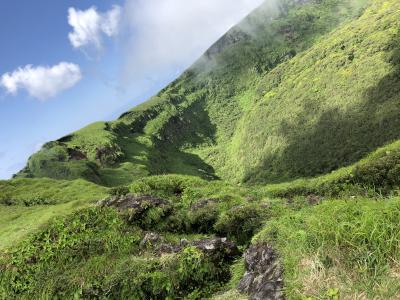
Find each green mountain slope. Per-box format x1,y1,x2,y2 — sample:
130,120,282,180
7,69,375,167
237,0,400,183
16,0,381,186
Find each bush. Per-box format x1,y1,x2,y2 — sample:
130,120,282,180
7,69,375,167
129,175,206,200
352,150,400,191
0,207,141,296
214,204,267,245
116,197,173,230
104,246,230,299
109,185,130,197
188,205,220,233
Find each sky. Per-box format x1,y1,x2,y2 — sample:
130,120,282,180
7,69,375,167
0,0,264,179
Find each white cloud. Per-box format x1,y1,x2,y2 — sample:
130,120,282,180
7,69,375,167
68,5,121,50
1,62,82,101
120,0,265,84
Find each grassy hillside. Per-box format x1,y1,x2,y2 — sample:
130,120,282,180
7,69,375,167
0,178,107,250
2,172,400,299
236,0,400,183
16,0,375,186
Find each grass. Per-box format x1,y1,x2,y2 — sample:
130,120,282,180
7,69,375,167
0,178,255,299
0,178,107,250
234,0,400,183
1,172,400,298
0,178,107,205
0,200,91,251
254,198,400,299
259,139,400,198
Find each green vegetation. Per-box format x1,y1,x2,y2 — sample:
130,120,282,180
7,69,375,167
237,0,400,183
0,178,107,250
3,167,400,298
2,0,400,298
0,178,256,299
255,198,400,299
0,206,234,299
261,140,400,198
0,178,107,206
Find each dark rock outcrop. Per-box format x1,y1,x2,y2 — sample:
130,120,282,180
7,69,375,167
102,194,170,211
138,233,239,261
139,232,183,254
101,194,173,226
67,148,87,160
190,198,220,210
238,244,284,300
192,237,240,260
140,232,164,248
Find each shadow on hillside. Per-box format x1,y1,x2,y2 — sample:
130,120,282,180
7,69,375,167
245,31,400,183
146,97,219,180
157,98,217,149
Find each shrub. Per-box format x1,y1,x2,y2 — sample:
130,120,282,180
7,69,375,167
188,205,220,233
109,185,130,197
0,207,141,296
214,204,267,245
129,175,206,200
351,150,400,191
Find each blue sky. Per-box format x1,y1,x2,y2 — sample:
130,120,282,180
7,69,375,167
0,0,263,179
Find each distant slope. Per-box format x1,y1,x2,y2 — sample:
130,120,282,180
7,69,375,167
17,0,400,186
234,0,400,182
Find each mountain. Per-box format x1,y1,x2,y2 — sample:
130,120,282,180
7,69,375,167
2,0,400,299
16,0,386,186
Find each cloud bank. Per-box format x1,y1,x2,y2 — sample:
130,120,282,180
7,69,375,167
68,5,121,50
121,0,265,84
1,62,82,101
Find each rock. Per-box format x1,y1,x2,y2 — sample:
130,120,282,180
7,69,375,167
101,194,172,226
307,194,322,205
67,148,87,160
192,237,240,260
238,244,284,300
245,196,256,202
139,232,182,255
140,236,239,259
180,239,189,247
102,194,170,212
140,232,164,248
190,198,220,210
157,243,182,254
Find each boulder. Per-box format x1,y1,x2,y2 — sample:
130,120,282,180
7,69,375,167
238,244,284,300
140,232,164,248
139,235,239,260
102,194,170,212
67,148,87,160
101,194,172,226
190,198,220,210
192,237,240,260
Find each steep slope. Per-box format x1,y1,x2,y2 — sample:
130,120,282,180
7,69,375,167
16,0,374,186
236,0,400,183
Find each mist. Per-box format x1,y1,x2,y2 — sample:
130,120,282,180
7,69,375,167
118,0,266,89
